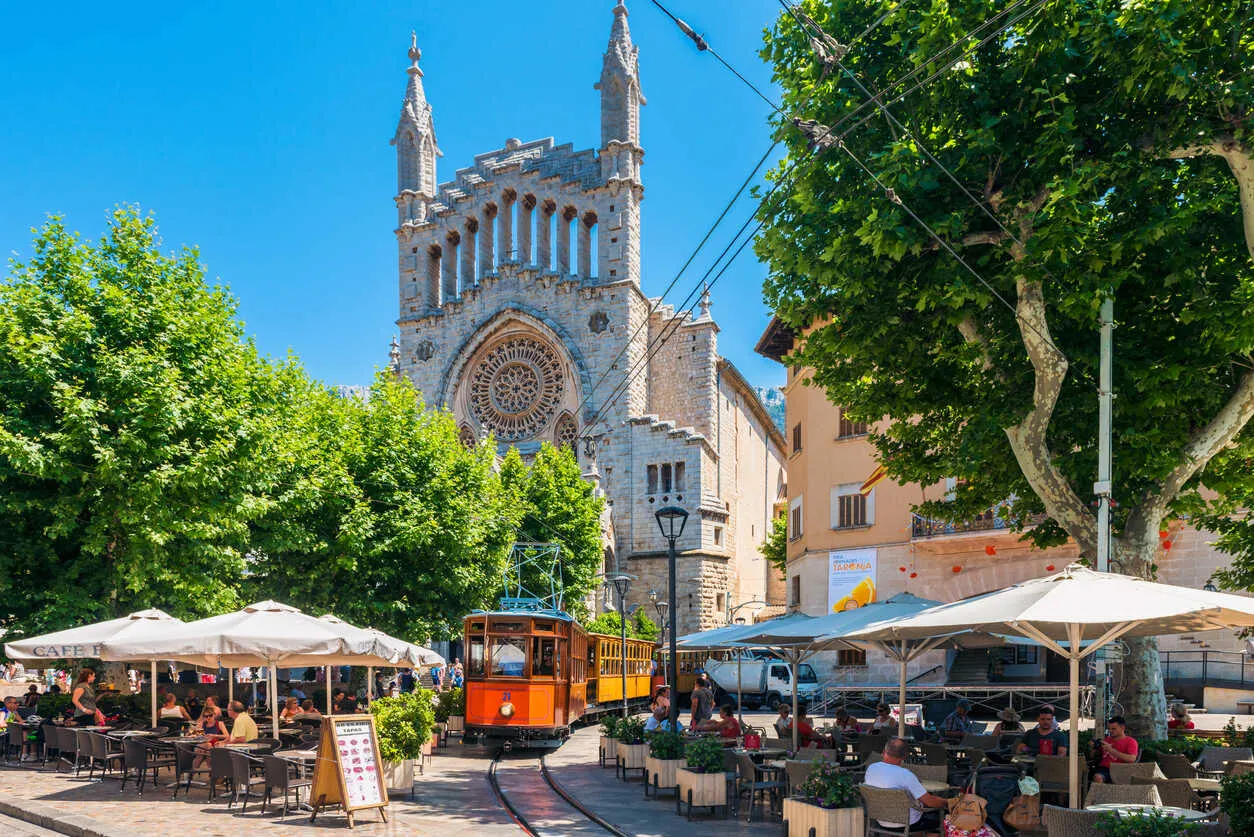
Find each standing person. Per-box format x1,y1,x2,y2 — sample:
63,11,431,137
1091,716,1139,784
690,675,715,727
1016,707,1069,757
71,669,105,726
864,738,949,833
453,660,464,688
431,664,442,692
399,668,415,694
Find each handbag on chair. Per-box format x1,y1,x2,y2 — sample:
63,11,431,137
946,791,988,832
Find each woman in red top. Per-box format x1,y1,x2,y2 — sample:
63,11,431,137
1168,704,1195,730
699,704,743,739
795,707,829,748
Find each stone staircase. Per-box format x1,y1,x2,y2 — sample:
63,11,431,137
947,649,991,684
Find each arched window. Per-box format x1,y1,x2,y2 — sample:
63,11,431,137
555,412,577,452
579,211,598,279
427,244,442,306
558,206,578,274
481,203,498,275
458,424,476,449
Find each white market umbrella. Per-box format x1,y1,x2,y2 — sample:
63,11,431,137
842,564,1254,806
317,616,444,710
5,609,185,727
101,601,410,736
361,627,444,701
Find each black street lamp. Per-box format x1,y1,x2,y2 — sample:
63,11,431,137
655,505,688,733
607,573,634,718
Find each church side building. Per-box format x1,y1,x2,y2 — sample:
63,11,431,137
390,2,786,634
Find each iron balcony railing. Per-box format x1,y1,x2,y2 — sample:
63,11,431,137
1160,650,1251,687
911,504,1046,539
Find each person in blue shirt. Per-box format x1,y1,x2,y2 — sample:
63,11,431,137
941,699,975,739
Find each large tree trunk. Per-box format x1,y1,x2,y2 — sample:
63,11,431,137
1113,533,1168,741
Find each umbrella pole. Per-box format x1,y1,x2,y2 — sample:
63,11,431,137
1068,624,1081,808
150,661,158,727
791,652,799,753
737,655,743,728
326,665,332,715
367,665,374,703
270,665,279,739
228,668,233,705
898,656,908,738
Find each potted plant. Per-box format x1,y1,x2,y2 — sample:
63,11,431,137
783,758,863,837
645,731,686,798
616,717,648,780
676,736,729,818
1096,809,1206,836
437,688,466,734
370,691,435,793
600,716,622,768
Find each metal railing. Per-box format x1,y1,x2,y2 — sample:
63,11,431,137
1161,650,1251,687
911,504,1046,539
809,683,1094,720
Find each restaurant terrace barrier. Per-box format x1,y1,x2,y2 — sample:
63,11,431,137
1161,650,1252,688
809,684,1094,722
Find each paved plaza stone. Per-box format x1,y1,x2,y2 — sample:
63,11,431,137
0,724,783,836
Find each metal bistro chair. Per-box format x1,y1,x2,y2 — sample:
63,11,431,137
39,724,60,769
1108,761,1164,784
1196,746,1253,778
1083,781,1162,808
86,732,124,780
1041,803,1104,837
120,737,175,795
785,759,816,796
171,741,212,798
262,754,312,817
5,723,25,764
208,746,235,801
919,742,950,767
860,784,927,837
225,749,267,812
736,753,784,823
911,763,949,786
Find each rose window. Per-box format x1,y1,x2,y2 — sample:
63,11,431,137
468,336,566,441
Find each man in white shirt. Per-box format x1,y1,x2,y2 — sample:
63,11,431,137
644,714,683,732
863,737,948,832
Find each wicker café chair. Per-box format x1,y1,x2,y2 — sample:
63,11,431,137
785,759,816,795
1153,752,1200,779
860,784,926,837
1108,761,1164,784
1034,754,1076,805
1083,781,1162,808
1130,775,1212,811
911,763,949,785
919,742,950,766
1041,804,1104,837
1196,746,1253,777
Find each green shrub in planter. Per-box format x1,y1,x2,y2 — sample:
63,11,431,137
1096,809,1200,836
617,717,646,745
648,731,685,760
1141,735,1211,762
796,759,859,809
684,737,726,774
600,716,622,738
36,694,72,720
370,691,435,763
1221,772,1254,836
434,688,465,723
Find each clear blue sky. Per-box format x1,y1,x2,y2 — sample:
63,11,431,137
0,1,786,391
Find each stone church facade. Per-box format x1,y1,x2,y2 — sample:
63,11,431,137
389,2,786,633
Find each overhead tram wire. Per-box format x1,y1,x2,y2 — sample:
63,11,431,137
582,0,1056,431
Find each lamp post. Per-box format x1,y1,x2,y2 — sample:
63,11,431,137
655,505,689,733
607,573,635,718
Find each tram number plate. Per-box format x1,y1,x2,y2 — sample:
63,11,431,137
502,692,511,701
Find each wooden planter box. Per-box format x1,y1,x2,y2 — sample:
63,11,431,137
446,714,465,733
676,768,728,820
381,759,415,794
617,741,648,780
599,736,618,768
783,798,865,837
645,756,685,798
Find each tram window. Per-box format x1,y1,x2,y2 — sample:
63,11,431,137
491,637,527,676
493,621,525,633
468,621,485,633
468,637,485,676
533,621,554,632
533,638,556,676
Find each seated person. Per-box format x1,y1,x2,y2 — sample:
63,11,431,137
1168,704,1195,730
864,737,949,833
871,704,895,732
1017,707,1068,757
773,704,792,737
279,697,302,721
697,704,742,740
651,686,671,717
184,689,202,719
941,699,975,739
226,700,259,743
833,708,861,734
991,707,1023,737
22,684,40,709
159,692,192,724
193,706,230,767
299,699,321,716
0,696,20,727
644,711,684,733
1090,716,1138,784
794,707,828,748
288,684,308,701
331,690,355,715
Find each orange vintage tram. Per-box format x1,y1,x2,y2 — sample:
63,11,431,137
462,608,656,750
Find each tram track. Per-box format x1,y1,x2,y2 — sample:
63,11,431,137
488,752,631,837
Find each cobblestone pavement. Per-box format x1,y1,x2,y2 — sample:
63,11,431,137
0,723,785,837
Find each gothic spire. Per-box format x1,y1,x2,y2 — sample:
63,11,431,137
392,31,440,195
597,0,645,148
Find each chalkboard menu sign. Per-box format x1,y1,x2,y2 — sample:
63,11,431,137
309,714,389,827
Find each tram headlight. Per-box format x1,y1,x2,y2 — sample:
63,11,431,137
499,701,515,718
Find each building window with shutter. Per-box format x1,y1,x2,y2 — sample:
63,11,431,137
837,409,868,439
837,648,868,667
661,463,672,493
792,423,802,454
831,483,873,529
789,495,803,541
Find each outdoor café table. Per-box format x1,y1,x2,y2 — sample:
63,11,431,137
1085,804,1210,821
223,741,268,751
735,747,787,760
278,748,318,778
1189,778,1222,793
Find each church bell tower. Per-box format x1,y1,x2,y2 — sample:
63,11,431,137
392,33,440,220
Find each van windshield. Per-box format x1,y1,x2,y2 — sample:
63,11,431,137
798,664,818,684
